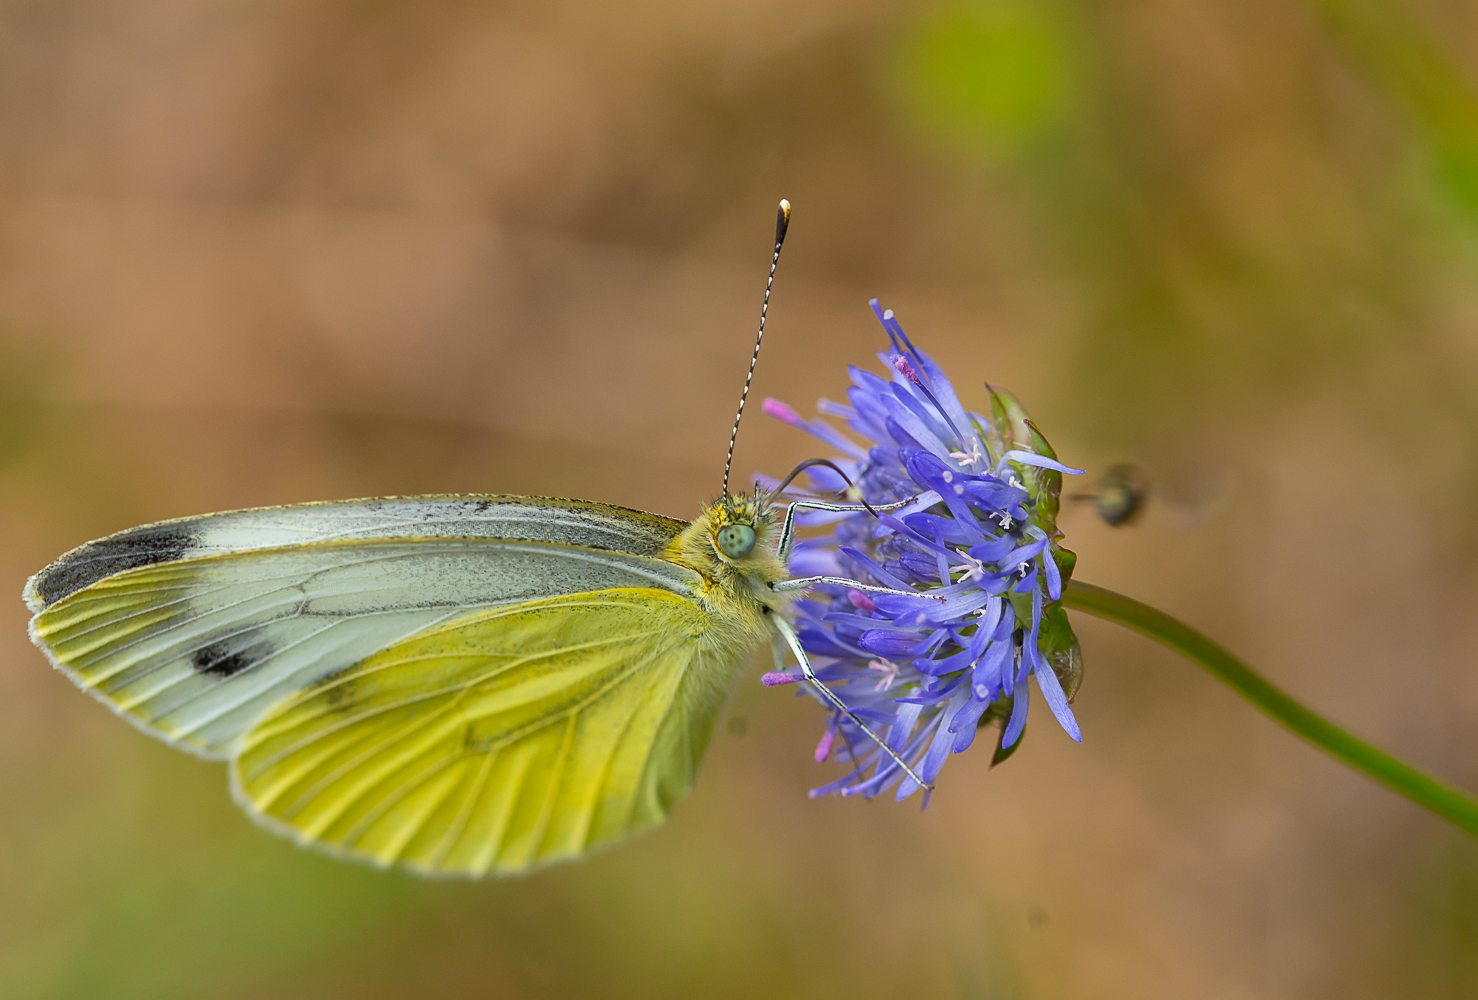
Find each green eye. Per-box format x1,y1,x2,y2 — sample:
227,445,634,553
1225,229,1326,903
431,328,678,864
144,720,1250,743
716,524,757,559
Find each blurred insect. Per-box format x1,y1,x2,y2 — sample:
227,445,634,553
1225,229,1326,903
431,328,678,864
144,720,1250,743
1070,462,1147,527
23,200,927,878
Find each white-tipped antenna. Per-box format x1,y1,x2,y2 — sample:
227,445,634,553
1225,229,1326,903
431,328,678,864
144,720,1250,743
722,198,791,498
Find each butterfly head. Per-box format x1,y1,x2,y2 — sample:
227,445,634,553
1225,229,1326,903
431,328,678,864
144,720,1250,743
667,488,787,598
708,490,772,567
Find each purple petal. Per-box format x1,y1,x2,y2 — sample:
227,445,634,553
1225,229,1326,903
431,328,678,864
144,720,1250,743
815,717,839,762
972,635,1012,699
1043,547,1062,601
887,701,924,752
920,692,967,780
845,379,894,443
888,381,954,448
903,451,987,537
788,543,844,578
762,397,869,459
882,394,951,458
798,627,866,661
884,416,924,450
948,696,991,752
1022,586,1043,684
891,490,943,519
858,629,927,658
1001,684,1029,749
968,535,1017,565
903,512,976,546
817,397,855,419
1034,655,1082,742
870,591,946,618
961,479,1030,510
837,546,914,592
877,512,952,556
994,449,1086,478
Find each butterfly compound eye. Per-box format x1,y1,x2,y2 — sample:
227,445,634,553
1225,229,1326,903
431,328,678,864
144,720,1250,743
716,523,757,559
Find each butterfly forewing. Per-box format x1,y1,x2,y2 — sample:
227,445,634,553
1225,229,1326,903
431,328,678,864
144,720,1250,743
26,498,699,758
24,496,688,611
231,587,732,876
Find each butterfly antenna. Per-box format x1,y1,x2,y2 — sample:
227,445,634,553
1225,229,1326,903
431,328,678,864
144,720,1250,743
722,198,791,498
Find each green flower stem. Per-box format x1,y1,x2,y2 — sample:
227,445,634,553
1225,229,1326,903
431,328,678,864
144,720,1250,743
1062,579,1478,839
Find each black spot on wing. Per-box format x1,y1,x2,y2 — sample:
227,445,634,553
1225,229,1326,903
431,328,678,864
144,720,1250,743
193,639,273,678
31,524,197,609
312,667,362,714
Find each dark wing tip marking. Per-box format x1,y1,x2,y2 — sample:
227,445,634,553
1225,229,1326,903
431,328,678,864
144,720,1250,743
28,525,198,611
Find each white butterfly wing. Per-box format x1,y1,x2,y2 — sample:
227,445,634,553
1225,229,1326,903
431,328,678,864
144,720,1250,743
25,495,685,610
25,497,699,759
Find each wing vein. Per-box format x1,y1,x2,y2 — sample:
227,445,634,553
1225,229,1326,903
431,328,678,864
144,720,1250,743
431,749,496,871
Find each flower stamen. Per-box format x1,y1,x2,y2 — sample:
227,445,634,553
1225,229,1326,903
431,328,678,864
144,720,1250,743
891,355,923,387
948,438,984,468
954,552,986,582
867,658,901,691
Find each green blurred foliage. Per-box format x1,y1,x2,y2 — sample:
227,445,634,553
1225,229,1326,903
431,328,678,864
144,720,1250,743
896,1,1079,155
1306,0,1478,221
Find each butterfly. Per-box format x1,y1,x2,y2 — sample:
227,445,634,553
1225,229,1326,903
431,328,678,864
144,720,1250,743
22,201,927,877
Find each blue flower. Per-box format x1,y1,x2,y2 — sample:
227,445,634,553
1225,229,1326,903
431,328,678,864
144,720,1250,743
764,300,1086,801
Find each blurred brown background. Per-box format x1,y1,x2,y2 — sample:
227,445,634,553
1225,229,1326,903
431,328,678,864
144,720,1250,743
4,1,1478,997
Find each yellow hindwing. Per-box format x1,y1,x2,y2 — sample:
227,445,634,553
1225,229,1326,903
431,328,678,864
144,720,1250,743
231,587,743,877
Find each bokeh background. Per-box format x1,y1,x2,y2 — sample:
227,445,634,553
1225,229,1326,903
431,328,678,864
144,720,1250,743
3,1,1478,997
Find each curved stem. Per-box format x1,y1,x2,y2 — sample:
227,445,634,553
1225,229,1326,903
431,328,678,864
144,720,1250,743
1062,579,1478,839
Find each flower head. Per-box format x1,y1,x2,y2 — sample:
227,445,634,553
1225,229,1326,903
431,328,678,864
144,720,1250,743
766,300,1086,801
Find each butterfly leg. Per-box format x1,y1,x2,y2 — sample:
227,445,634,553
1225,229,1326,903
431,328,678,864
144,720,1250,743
768,612,933,792
771,575,942,599
776,496,919,562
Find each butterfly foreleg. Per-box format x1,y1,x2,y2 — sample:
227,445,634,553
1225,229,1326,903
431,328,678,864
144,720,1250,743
775,496,919,562
768,613,932,792
770,575,940,598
